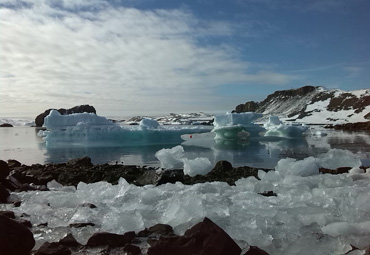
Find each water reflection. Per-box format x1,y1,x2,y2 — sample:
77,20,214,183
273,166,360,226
2,127,370,168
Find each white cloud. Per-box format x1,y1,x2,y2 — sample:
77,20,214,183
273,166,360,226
0,1,298,116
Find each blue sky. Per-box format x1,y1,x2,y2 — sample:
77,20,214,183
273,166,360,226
0,0,369,117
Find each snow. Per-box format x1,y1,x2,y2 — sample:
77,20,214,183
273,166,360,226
40,111,210,147
3,148,370,255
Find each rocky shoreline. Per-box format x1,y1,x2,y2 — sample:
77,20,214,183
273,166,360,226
0,158,274,255
1,157,367,255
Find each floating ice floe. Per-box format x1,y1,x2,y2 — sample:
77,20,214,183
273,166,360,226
40,110,210,147
211,112,264,140
263,116,308,138
3,149,370,255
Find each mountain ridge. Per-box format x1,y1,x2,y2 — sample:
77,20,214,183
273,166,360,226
233,86,370,124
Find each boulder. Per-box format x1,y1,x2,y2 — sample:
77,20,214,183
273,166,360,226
35,104,96,127
244,246,270,255
58,233,81,247
0,160,10,180
0,123,13,127
0,215,35,255
35,242,71,255
148,217,241,255
66,156,93,167
86,231,135,247
0,184,9,203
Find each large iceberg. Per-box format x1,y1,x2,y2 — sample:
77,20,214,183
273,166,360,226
41,110,210,147
212,112,264,140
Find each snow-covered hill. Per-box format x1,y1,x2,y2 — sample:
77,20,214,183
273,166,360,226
234,86,370,124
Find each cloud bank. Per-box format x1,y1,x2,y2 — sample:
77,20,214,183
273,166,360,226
0,0,298,116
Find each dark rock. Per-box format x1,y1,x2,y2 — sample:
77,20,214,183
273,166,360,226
69,222,95,228
0,160,10,179
124,244,141,255
0,123,13,127
156,169,184,185
7,159,22,168
148,224,174,235
258,191,277,197
319,167,352,175
212,160,233,173
80,202,97,208
35,104,96,127
58,233,81,247
13,200,22,207
244,246,270,255
35,242,71,255
331,121,370,132
0,184,10,203
0,210,15,218
67,156,93,167
148,217,241,255
18,219,32,228
86,231,136,247
0,215,35,255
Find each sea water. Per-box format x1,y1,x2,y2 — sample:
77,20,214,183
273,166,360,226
1,125,370,168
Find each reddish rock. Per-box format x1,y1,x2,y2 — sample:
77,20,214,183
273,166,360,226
148,217,241,255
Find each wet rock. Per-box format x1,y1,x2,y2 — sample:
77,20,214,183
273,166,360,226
0,160,10,180
148,224,174,235
69,222,95,228
319,167,352,175
58,233,81,247
148,217,241,255
7,159,22,168
35,242,71,255
212,160,233,173
124,244,141,255
0,184,10,203
0,210,15,218
244,246,270,255
0,123,13,127
86,231,136,247
0,215,35,255
259,191,277,197
80,202,97,208
67,156,93,167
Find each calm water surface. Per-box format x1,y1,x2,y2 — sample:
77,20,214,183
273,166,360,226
1,126,370,168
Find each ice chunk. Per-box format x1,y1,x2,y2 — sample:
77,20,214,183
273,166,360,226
155,145,185,169
264,116,308,138
139,118,160,129
275,156,319,177
318,149,361,169
212,112,264,139
322,221,370,237
183,157,212,177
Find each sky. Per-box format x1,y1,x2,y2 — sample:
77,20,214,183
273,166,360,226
0,0,369,117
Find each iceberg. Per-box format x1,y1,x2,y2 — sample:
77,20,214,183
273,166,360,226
263,116,308,138
41,110,210,147
212,112,264,140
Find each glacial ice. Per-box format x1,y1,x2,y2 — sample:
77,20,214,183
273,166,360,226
41,110,210,147
3,148,370,255
212,112,264,139
155,145,213,176
263,116,308,138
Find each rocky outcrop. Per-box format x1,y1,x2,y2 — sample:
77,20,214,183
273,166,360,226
0,123,13,127
233,86,370,123
35,105,96,127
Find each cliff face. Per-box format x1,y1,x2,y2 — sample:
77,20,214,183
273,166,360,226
234,86,370,123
